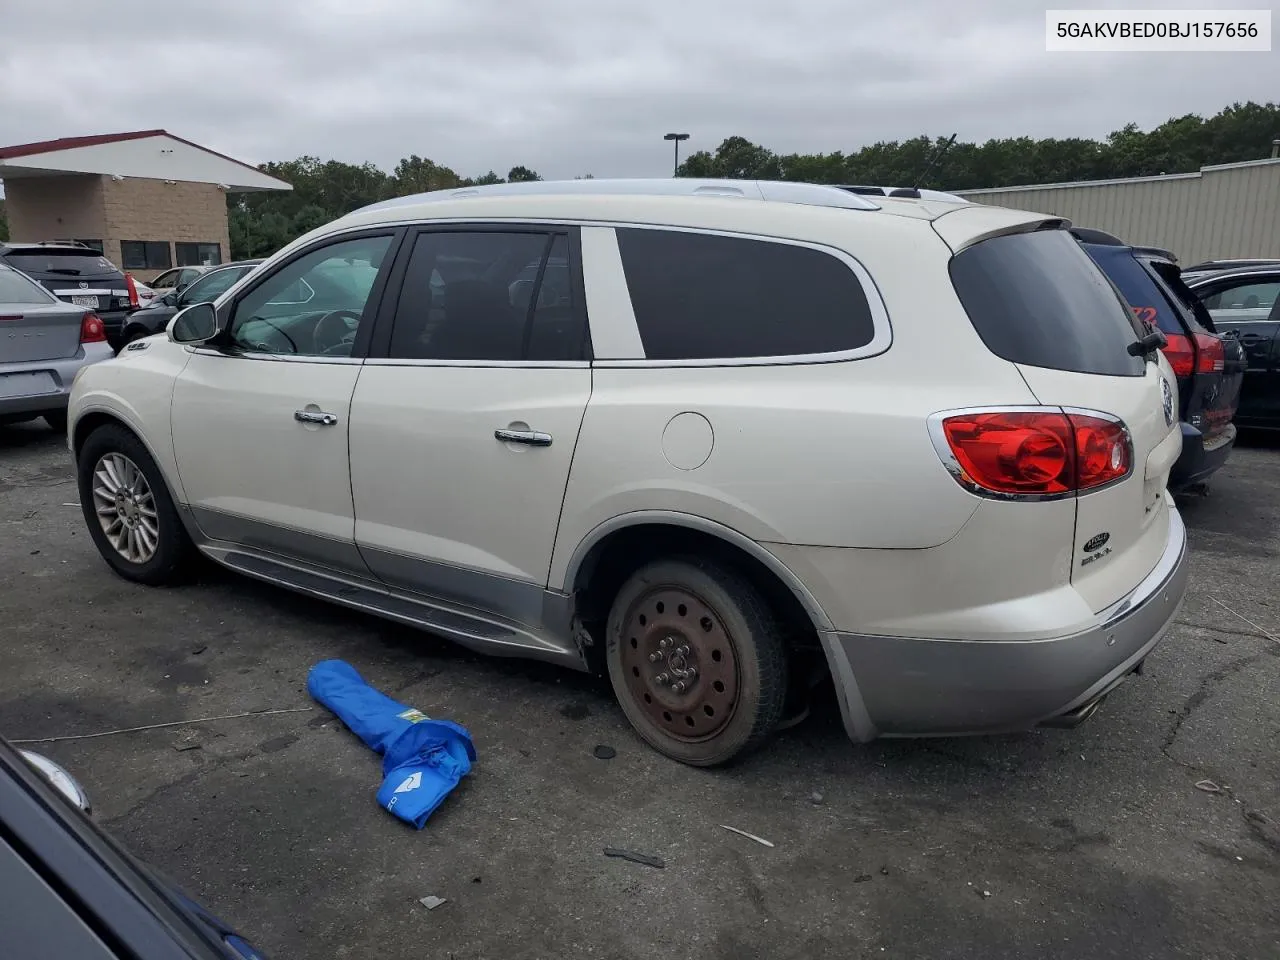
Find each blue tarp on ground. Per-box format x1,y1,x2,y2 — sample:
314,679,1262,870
307,659,475,829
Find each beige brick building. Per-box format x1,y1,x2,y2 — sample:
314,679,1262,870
0,130,290,281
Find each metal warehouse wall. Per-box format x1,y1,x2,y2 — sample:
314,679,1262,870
956,159,1280,265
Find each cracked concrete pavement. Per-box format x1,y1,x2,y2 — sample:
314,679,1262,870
1,421,1278,959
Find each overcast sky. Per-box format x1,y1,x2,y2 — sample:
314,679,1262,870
1,0,1277,181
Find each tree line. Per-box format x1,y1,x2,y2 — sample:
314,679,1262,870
223,100,1279,258
0,101,1274,257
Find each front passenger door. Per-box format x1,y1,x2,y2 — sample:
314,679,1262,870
171,231,398,575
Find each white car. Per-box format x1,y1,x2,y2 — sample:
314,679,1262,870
66,179,1189,766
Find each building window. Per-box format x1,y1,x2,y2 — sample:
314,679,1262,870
175,242,223,267
121,241,172,270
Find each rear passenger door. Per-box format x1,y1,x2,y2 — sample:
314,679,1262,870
348,226,592,633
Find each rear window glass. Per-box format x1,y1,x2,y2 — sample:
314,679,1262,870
615,228,876,360
1081,245,1184,336
0,267,54,304
3,250,122,278
949,229,1145,377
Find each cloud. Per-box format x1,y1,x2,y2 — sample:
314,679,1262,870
0,0,1276,180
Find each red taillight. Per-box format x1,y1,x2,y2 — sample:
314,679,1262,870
1194,332,1224,373
1161,333,1195,377
80,312,106,344
935,410,1130,498
1161,332,1224,377
125,272,140,309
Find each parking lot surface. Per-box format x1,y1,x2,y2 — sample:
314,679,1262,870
1,422,1278,960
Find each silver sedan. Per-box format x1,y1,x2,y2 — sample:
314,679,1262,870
0,263,114,431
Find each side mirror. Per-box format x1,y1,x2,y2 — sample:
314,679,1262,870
168,302,219,344
162,291,178,307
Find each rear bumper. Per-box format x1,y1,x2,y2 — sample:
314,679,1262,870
0,342,115,419
826,506,1189,741
1169,420,1236,492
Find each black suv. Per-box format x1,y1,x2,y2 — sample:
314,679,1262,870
0,242,135,346
1074,228,1246,493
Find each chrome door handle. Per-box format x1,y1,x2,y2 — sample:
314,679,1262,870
494,428,552,447
295,410,339,426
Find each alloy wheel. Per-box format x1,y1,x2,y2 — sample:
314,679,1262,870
92,453,160,564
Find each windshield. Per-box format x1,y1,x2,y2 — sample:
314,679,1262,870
0,267,55,304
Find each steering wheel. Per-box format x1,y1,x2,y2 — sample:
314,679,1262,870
314,309,362,356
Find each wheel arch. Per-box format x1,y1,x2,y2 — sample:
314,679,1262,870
72,407,187,507
564,511,835,636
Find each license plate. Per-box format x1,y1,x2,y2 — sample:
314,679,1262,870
0,371,58,399
71,295,99,308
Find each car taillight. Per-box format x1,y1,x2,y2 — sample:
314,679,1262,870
1161,333,1195,378
933,409,1131,499
80,312,106,343
1194,332,1224,373
125,272,140,309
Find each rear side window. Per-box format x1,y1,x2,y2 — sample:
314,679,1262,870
615,228,877,360
3,250,122,279
950,229,1145,377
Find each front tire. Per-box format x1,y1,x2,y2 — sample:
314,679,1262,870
605,557,788,767
77,424,193,585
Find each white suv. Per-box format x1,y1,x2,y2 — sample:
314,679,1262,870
67,179,1189,766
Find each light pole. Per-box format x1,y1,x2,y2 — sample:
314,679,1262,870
664,132,690,177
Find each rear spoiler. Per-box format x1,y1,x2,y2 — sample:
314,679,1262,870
930,205,1071,255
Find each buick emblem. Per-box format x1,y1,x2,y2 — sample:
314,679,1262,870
78,281,88,289
1160,377,1175,428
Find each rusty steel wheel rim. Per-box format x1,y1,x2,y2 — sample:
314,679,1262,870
619,586,740,741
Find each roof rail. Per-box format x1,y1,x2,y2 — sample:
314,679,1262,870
353,178,883,215
833,184,967,203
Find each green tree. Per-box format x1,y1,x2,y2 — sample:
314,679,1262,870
507,165,542,182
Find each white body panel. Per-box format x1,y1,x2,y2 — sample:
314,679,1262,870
170,354,360,546
348,365,591,585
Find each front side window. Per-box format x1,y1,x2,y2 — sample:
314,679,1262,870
388,230,584,362
1201,279,1280,322
228,234,392,357
150,269,182,290
178,267,249,305
121,241,172,271
615,228,877,360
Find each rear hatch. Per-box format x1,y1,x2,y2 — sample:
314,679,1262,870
948,226,1180,613
0,247,131,315
0,267,86,362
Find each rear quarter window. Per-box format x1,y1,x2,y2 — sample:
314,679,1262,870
615,228,877,361
949,230,1145,377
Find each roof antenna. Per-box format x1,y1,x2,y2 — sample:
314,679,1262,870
913,133,958,191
